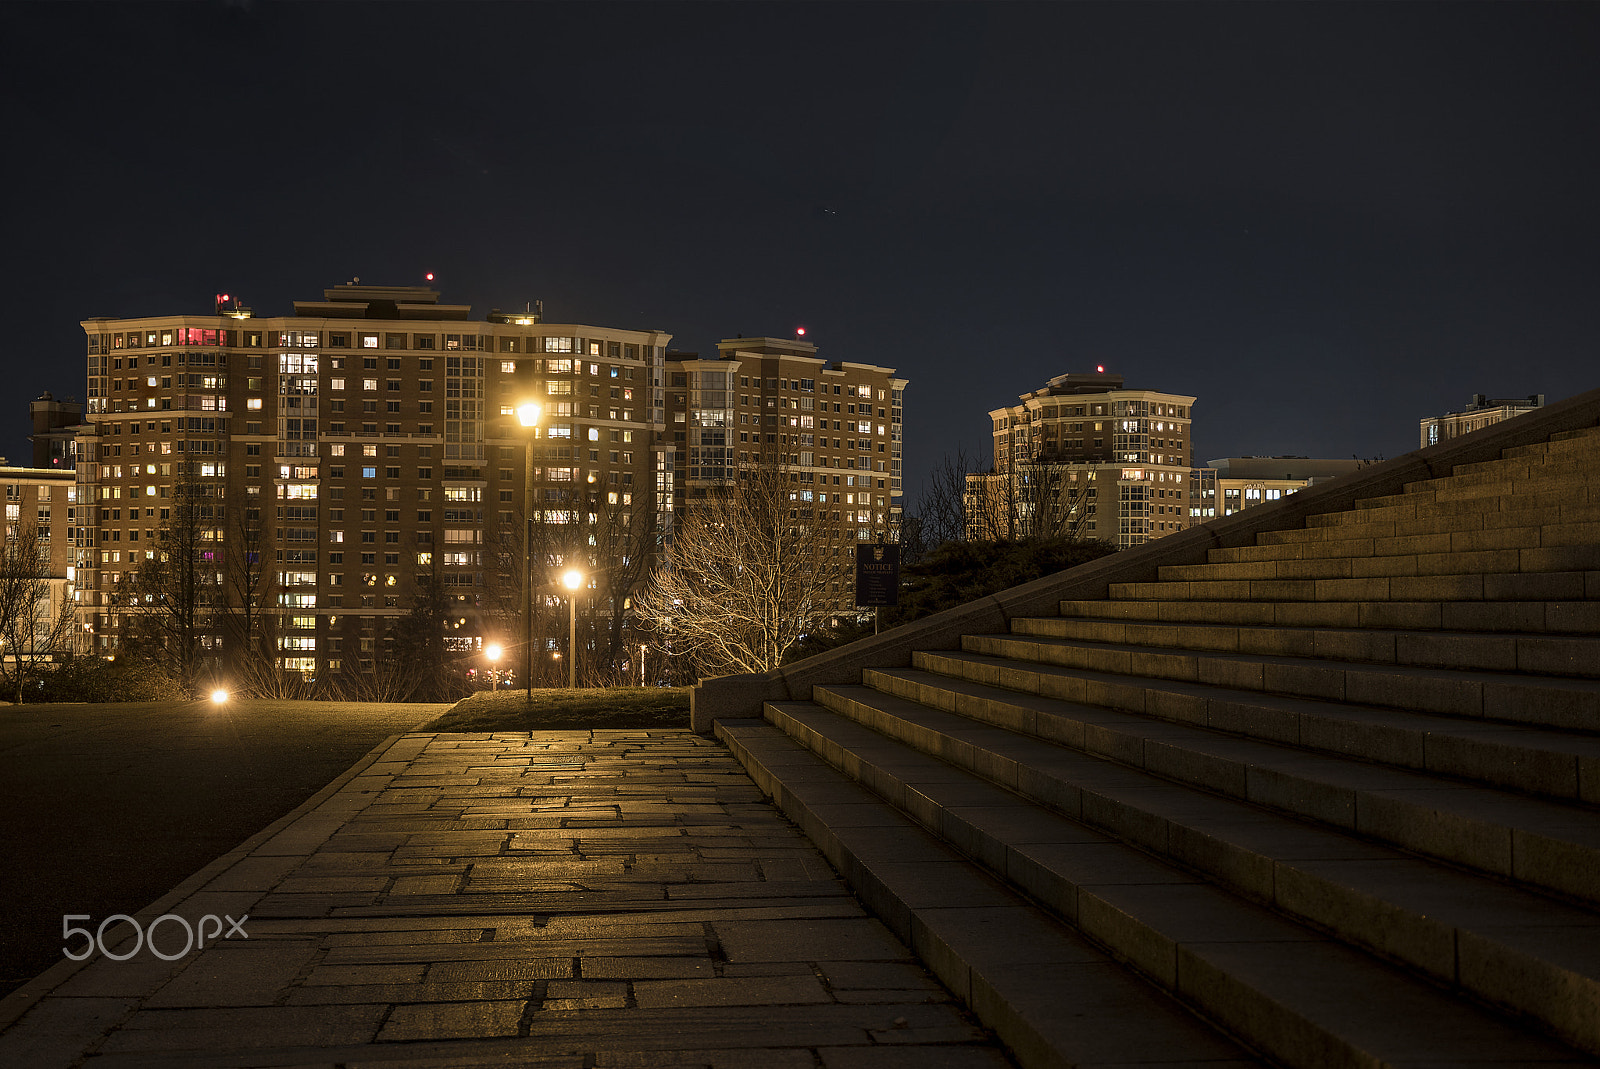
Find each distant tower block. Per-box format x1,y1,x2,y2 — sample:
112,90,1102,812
29,391,84,469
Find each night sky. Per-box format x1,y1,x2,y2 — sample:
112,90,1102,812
5,2,1597,497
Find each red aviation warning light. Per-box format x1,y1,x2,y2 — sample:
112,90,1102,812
425,272,435,282
214,293,231,314
1096,364,1105,373
796,326,807,338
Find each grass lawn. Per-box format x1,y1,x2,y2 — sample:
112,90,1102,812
422,687,690,732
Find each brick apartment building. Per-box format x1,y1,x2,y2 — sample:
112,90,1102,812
969,369,1195,550
77,284,673,682
666,336,906,611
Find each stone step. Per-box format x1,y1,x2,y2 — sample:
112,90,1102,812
1014,614,1600,680
802,685,1600,1056
1210,505,1600,563
1321,493,1600,535
1306,493,1600,537
1160,541,1600,582
1109,569,1600,604
933,638,1600,796
1058,596,1600,635
1455,425,1600,472
1343,444,1600,512
893,652,1600,904
948,633,1600,757
1503,423,1600,457
1407,444,1600,494
750,700,1593,1064
714,718,1269,1069
1339,480,1595,529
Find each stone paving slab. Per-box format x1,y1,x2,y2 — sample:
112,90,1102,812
0,730,1018,1068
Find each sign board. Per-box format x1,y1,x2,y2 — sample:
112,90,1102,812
854,543,901,607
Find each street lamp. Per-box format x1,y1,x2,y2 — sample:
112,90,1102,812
562,568,584,689
517,402,541,704
485,642,502,689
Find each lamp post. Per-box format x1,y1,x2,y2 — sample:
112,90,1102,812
485,642,502,689
517,402,541,703
562,568,584,689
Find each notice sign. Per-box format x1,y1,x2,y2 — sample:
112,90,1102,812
854,543,901,607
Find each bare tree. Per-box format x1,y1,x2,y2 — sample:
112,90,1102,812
118,467,224,692
574,487,658,685
0,524,77,702
964,455,1099,544
331,621,423,702
222,505,276,691
914,448,980,550
634,462,842,677
390,565,469,701
486,462,661,687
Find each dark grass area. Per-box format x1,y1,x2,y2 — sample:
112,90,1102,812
422,687,690,732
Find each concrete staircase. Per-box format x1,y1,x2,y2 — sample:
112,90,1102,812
712,416,1600,1068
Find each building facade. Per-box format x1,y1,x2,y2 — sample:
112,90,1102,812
1190,456,1364,522
665,337,906,611
29,391,84,470
1420,393,1544,449
78,284,673,684
970,370,1196,549
0,464,81,659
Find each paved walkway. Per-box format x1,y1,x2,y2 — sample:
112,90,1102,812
0,731,1015,1068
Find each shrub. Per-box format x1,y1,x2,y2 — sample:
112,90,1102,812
27,657,187,703
785,537,1117,663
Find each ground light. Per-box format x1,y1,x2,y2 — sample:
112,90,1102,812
562,568,584,689
210,688,229,704
485,643,503,689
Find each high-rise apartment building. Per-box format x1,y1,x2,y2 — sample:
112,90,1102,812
970,370,1195,549
1420,392,1545,448
665,337,906,611
78,284,673,682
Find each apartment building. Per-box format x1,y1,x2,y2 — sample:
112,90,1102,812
969,369,1196,550
78,284,672,681
0,463,80,659
1420,392,1545,448
29,391,84,470
665,336,906,610
1190,456,1363,521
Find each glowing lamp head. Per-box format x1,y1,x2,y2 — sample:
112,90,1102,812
1096,364,1105,373
516,402,540,428
796,326,806,337
210,688,229,704
219,294,229,303
425,272,435,281
485,643,502,661
562,569,584,591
